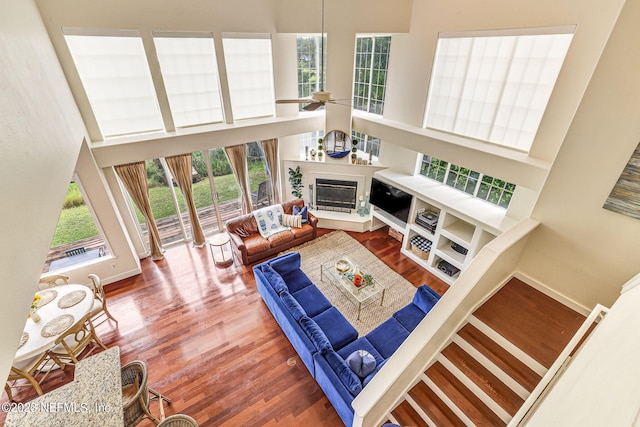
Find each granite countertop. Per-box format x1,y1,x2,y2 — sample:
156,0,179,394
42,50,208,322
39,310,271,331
5,346,123,427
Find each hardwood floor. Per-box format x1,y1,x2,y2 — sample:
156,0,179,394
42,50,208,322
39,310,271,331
1,228,447,426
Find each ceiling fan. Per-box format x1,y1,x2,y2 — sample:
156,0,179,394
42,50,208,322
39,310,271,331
276,0,345,111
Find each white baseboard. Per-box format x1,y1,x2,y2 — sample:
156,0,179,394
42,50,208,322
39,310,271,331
514,271,591,316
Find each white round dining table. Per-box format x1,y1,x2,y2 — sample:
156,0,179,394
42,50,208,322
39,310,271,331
14,284,94,363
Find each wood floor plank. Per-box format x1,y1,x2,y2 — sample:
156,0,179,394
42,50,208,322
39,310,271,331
473,278,586,368
1,228,447,426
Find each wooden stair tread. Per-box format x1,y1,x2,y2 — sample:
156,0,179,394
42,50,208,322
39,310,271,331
473,278,586,368
442,342,524,416
426,361,506,427
408,380,466,427
458,323,541,392
391,400,429,427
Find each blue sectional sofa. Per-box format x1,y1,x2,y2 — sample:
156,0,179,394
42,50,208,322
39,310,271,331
253,251,441,426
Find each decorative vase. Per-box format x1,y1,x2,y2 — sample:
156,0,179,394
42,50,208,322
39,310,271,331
31,310,41,322
353,265,363,287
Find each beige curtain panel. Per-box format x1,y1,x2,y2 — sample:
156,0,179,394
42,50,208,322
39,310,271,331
166,153,206,247
261,138,281,204
224,144,252,214
114,162,164,261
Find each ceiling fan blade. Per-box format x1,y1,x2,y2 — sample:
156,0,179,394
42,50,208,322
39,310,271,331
303,102,324,111
276,98,314,104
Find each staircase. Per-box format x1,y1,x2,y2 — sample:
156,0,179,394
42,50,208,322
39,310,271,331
382,278,588,427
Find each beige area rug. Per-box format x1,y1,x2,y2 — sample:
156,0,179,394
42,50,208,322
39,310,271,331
282,231,416,336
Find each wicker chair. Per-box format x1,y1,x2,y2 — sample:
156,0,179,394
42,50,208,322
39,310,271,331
48,313,108,369
121,360,171,426
88,274,118,326
157,414,199,426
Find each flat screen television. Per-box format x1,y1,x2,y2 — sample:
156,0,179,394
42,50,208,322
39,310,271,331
370,177,413,223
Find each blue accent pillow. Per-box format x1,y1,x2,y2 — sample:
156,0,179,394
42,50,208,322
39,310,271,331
413,284,441,314
325,350,363,396
280,291,306,321
346,350,377,378
299,316,332,353
292,205,309,223
262,264,287,295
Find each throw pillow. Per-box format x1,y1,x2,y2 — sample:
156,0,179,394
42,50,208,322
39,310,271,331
280,291,306,321
262,264,288,295
281,213,302,228
299,316,332,353
346,350,377,378
292,205,309,223
325,350,363,396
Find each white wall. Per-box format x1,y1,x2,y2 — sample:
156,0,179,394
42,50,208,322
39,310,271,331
0,0,86,387
520,0,640,309
61,141,142,284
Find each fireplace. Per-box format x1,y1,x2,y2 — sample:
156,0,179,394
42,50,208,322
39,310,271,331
315,178,358,213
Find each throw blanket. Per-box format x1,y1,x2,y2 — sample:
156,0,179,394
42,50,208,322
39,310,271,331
253,204,290,238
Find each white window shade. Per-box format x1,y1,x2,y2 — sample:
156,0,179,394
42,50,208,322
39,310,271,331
425,31,573,152
222,37,275,120
64,34,163,137
154,36,224,127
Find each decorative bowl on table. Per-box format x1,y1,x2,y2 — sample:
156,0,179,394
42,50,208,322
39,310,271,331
335,258,352,273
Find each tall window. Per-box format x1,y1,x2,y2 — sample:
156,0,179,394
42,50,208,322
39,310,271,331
44,180,110,273
139,159,184,246
153,34,224,127
223,36,275,120
299,131,325,159
207,148,242,226
297,35,325,109
246,142,269,194
353,36,391,115
446,165,480,195
425,28,574,151
64,31,163,137
420,155,448,183
419,155,516,209
351,131,381,158
477,176,516,209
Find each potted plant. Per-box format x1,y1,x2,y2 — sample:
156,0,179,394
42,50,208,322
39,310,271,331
288,166,303,198
351,138,359,164
317,138,324,160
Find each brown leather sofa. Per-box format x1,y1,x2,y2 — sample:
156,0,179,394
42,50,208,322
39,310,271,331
226,199,317,265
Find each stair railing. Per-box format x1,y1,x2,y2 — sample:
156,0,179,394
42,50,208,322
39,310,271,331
351,218,541,427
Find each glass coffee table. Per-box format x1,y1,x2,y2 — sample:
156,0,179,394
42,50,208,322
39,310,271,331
320,255,386,320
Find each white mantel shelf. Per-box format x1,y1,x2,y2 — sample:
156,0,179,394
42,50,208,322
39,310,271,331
284,159,387,232
309,208,379,233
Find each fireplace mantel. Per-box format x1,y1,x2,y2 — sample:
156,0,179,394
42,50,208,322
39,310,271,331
283,159,387,232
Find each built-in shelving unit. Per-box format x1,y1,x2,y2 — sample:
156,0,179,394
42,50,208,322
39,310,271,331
373,170,520,285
